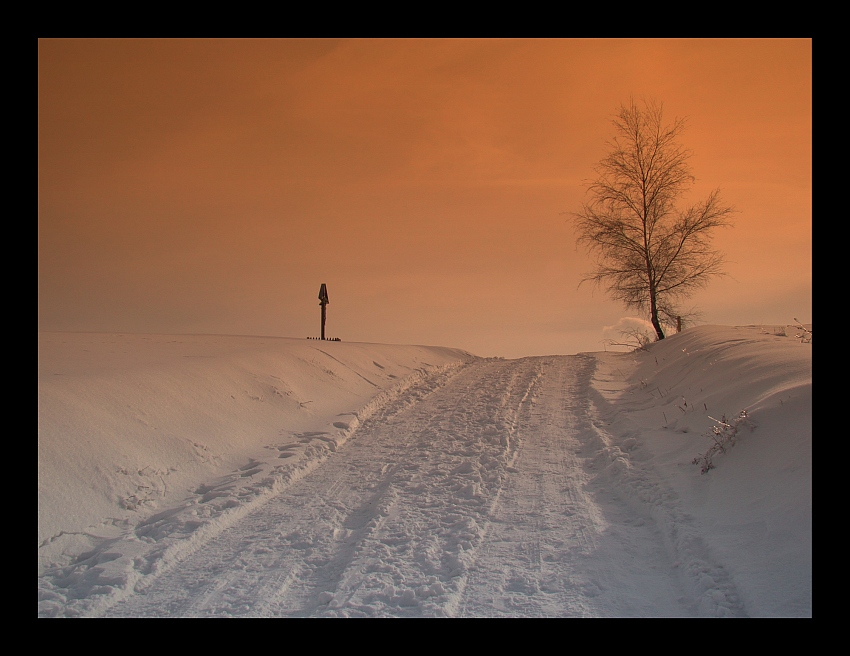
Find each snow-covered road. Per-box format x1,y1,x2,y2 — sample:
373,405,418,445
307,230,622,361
97,355,703,617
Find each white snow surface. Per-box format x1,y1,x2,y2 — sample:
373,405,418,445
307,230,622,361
38,326,811,617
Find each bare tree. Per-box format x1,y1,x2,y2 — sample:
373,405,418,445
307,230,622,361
573,99,734,341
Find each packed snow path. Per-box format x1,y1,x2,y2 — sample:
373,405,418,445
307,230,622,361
92,356,735,617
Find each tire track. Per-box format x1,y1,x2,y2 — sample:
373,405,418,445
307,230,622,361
456,355,694,617
104,360,477,617
103,355,705,617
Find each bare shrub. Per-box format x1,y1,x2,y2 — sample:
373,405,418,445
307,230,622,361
692,410,754,474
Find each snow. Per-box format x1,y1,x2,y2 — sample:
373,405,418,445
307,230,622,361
38,325,811,617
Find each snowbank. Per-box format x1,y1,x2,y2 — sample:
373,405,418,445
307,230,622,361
38,333,472,572
589,324,812,616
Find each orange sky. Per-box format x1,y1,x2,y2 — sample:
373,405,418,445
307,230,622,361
38,39,811,357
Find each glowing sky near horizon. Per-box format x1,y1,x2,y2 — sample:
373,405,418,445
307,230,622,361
38,39,811,358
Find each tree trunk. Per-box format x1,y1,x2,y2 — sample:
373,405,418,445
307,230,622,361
649,287,666,341
647,261,666,341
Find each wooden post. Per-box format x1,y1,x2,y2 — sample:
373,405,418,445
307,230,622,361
318,284,329,340
676,316,682,333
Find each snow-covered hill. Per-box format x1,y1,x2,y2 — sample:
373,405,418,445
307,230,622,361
38,334,472,568
38,326,811,617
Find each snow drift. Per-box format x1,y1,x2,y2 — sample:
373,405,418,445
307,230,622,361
38,333,472,573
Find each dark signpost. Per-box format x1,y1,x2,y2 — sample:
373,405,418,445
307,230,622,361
318,283,329,340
